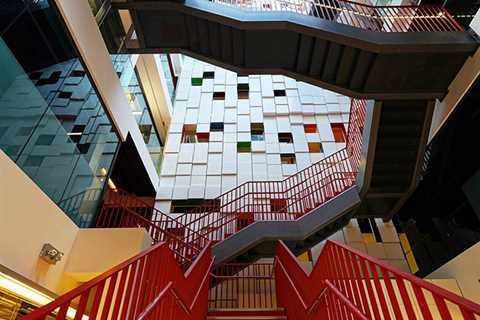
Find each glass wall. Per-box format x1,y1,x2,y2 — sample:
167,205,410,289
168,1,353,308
158,54,176,104
111,54,163,174
0,1,119,227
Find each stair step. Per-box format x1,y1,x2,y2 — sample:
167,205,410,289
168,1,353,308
207,309,286,320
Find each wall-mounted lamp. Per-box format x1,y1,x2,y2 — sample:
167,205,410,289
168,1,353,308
39,243,64,265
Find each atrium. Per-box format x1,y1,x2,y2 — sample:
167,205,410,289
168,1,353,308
1,0,480,319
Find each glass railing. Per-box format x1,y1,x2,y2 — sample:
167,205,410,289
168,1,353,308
0,1,119,227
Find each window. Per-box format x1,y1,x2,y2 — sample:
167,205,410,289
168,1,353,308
210,122,224,132
182,125,197,143
35,134,55,146
69,70,86,77
304,124,317,133
58,91,72,99
203,71,215,79
237,141,251,152
237,83,249,99
196,132,209,142
308,142,323,153
251,123,265,141
270,199,287,213
69,125,86,144
281,153,296,164
274,89,286,97
331,123,346,142
171,199,221,213
213,92,225,100
278,132,293,143
139,124,152,144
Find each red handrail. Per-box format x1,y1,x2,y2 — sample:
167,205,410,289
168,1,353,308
97,188,210,268
97,99,366,269
275,240,480,320
209,263,277,310
173,98,366,245
211,0,463,32
22,241,213,320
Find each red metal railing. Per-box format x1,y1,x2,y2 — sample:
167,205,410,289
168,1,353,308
97,189,209,269
212,0,463,32
275,240,480,320
173,98,366,245
96,99,365,268
22,241,213,320
209,263,277,310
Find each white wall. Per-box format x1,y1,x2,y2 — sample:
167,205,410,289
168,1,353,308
157,57,351,211
427,243,480,304
0,150,79,293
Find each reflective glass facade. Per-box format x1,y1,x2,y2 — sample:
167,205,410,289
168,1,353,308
158,54,176,104
111,54,163,174
0,1,119,227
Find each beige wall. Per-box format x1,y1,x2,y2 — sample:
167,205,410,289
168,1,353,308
0,150,152,295
0,150,79,293
63,228,151,282
427,243,480,304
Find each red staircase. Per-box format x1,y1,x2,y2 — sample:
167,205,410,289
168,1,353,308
275,240,480,320
96,98,366,269
23,239,480,319
22,242,213,320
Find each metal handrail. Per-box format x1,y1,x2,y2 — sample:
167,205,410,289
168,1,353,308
275,240,480,320
173,99,366,244
210,0,463,32
23,241,213,320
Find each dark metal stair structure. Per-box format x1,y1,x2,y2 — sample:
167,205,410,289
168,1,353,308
355,99,434,219
106,0,477,265
211,100,434,266
111,0,478,100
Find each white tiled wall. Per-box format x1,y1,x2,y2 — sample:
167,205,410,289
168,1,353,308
157,57,351,211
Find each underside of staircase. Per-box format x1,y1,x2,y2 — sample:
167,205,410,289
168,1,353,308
103,0,479,264
112,0,477,99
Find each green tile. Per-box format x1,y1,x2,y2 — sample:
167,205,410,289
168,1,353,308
237,141,251,148
191,77,203,86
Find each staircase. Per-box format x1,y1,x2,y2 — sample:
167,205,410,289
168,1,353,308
112,0,477,100
23,239,480,319
95,98,434,266
355,99,434,218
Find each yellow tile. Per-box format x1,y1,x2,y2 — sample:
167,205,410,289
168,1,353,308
362,233,376,243
406,251,419,273
399,233,412,253
297,251,310,262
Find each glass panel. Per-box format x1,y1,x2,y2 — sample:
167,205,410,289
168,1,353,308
158,54,176,104
111,54,163,174
0,1,119,227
